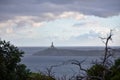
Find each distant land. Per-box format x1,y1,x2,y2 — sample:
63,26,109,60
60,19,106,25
33,43,120,56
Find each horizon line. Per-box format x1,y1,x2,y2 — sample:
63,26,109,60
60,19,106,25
18,45,120,47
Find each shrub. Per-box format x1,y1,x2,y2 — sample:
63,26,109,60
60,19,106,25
0,39,30,80
27,72,55,80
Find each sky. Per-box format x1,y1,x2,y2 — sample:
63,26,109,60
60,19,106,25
0,0,120,46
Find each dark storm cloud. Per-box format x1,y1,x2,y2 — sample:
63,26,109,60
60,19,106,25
0,0,75,4
0,0,120,21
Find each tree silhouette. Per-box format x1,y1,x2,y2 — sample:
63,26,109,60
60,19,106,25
0,39,30,80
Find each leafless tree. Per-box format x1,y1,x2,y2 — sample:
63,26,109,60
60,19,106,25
99,30,113,66
45,66,55,77
98,30,115,80
45,61,69,78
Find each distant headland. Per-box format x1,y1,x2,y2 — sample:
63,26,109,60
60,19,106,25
33,42,114,56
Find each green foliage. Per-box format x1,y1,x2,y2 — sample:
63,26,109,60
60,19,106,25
110,58,120,80
16,64,31,80
114,58,120,67
0,39,30,80
27,72,55,80
87,58,120,80
87,64,105,77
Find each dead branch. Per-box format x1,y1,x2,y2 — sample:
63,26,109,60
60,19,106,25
66,59,87,73
99,30,113,66
45,61,70,77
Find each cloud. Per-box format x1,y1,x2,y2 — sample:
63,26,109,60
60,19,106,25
0,16,45,38
0,0,120,22
72,30,99,40
0,4,120,46
58,12,85,20
6,27,13,34
0,11,85,41
0,11,85,29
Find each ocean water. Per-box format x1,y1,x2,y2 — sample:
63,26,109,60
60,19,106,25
20,47,120,77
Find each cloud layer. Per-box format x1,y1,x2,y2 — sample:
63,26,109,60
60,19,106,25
0,0,120,46
0,0,120,20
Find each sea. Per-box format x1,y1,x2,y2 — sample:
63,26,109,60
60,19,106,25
19,46,120,78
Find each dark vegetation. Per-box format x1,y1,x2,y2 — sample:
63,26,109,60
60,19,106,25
0,40,30,80
0,39,55,80
0,30,120,80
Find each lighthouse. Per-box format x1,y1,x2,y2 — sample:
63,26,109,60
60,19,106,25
51,42,54,48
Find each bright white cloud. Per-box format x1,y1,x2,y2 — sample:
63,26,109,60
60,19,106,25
58,12,86,20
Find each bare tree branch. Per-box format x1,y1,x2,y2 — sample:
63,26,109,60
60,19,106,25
66,59,87,73
102,30,113,66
